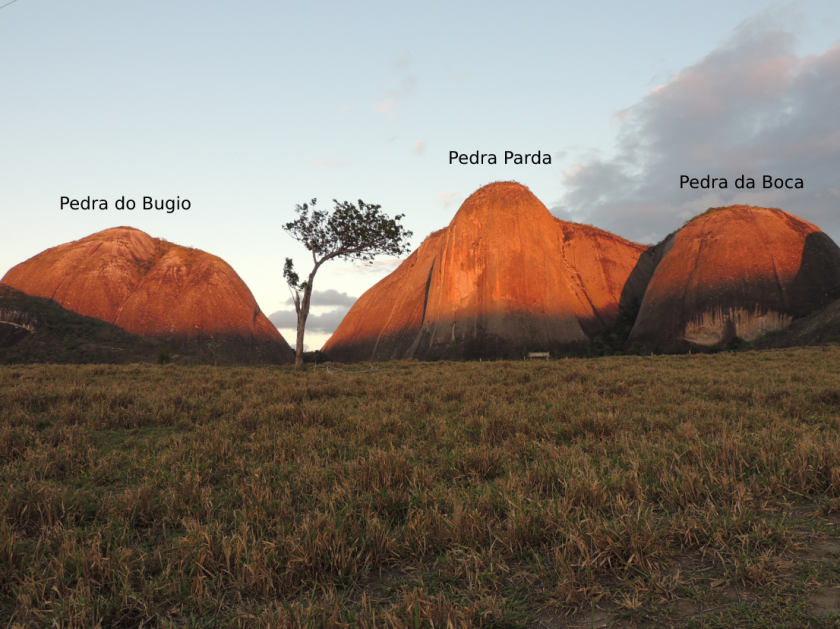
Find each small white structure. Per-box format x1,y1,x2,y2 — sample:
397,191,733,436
526,352,550,360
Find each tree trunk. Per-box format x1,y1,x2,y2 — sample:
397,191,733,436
294,316,306,371
294,272,316,372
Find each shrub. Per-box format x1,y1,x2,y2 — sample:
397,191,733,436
156,348,171,365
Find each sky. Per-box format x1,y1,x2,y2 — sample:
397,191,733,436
1,0,839,350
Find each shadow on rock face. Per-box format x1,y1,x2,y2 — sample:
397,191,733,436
788,231,840,317
751,233,840,350
614,237,674,340
753,298,840,349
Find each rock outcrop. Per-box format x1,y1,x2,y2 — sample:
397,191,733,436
2,227,294,363
751,298,840,350
323,182,648,361
625,206,840,352
0,304,37,348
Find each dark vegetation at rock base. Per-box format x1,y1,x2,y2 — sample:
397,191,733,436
303,349,332,364
0,285,239,366
585,302,644,357
0,284,161,365
753,297,840,350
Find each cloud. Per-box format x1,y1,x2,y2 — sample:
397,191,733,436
332,258,403,275
392,51,413,73
269,308,350,334
437,192,461,208
375,98,398,115
444,61,468,82
413,140,426,155
338,105,350,113
552,10,840,244
271,289,359,334
268,310,298,329
375,75,417,114
284,289,357,307
312,158,348,168
376,54,418,115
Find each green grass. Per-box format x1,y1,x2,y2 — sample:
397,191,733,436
2,349,840,627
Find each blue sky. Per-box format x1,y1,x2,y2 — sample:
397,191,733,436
2,1,839,350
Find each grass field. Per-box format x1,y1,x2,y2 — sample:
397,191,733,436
2,349,840,628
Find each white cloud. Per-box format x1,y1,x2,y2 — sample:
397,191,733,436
332,257,403,275
375,75,417,115
437,192,461,208
552,10,840,244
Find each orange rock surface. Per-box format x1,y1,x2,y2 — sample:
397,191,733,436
2,227,294,363
324,182,648,361
626,206,840,352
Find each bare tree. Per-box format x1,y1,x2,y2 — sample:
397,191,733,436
283,198,412,370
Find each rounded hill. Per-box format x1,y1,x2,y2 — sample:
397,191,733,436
625,205,840,352
323,182,648,361
2,227,294,364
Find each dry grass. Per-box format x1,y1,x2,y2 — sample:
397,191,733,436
2,349,840,627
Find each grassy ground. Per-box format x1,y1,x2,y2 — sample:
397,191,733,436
2,349,840,627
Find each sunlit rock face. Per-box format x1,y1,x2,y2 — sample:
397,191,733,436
3,227,157,324
625,206,840,352
323,182,648,361
1,227,294,363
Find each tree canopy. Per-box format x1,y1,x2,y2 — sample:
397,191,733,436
282,198,412,369
284,199,412,270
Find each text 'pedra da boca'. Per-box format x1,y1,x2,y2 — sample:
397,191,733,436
680,175,803,189
449,151,552,165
